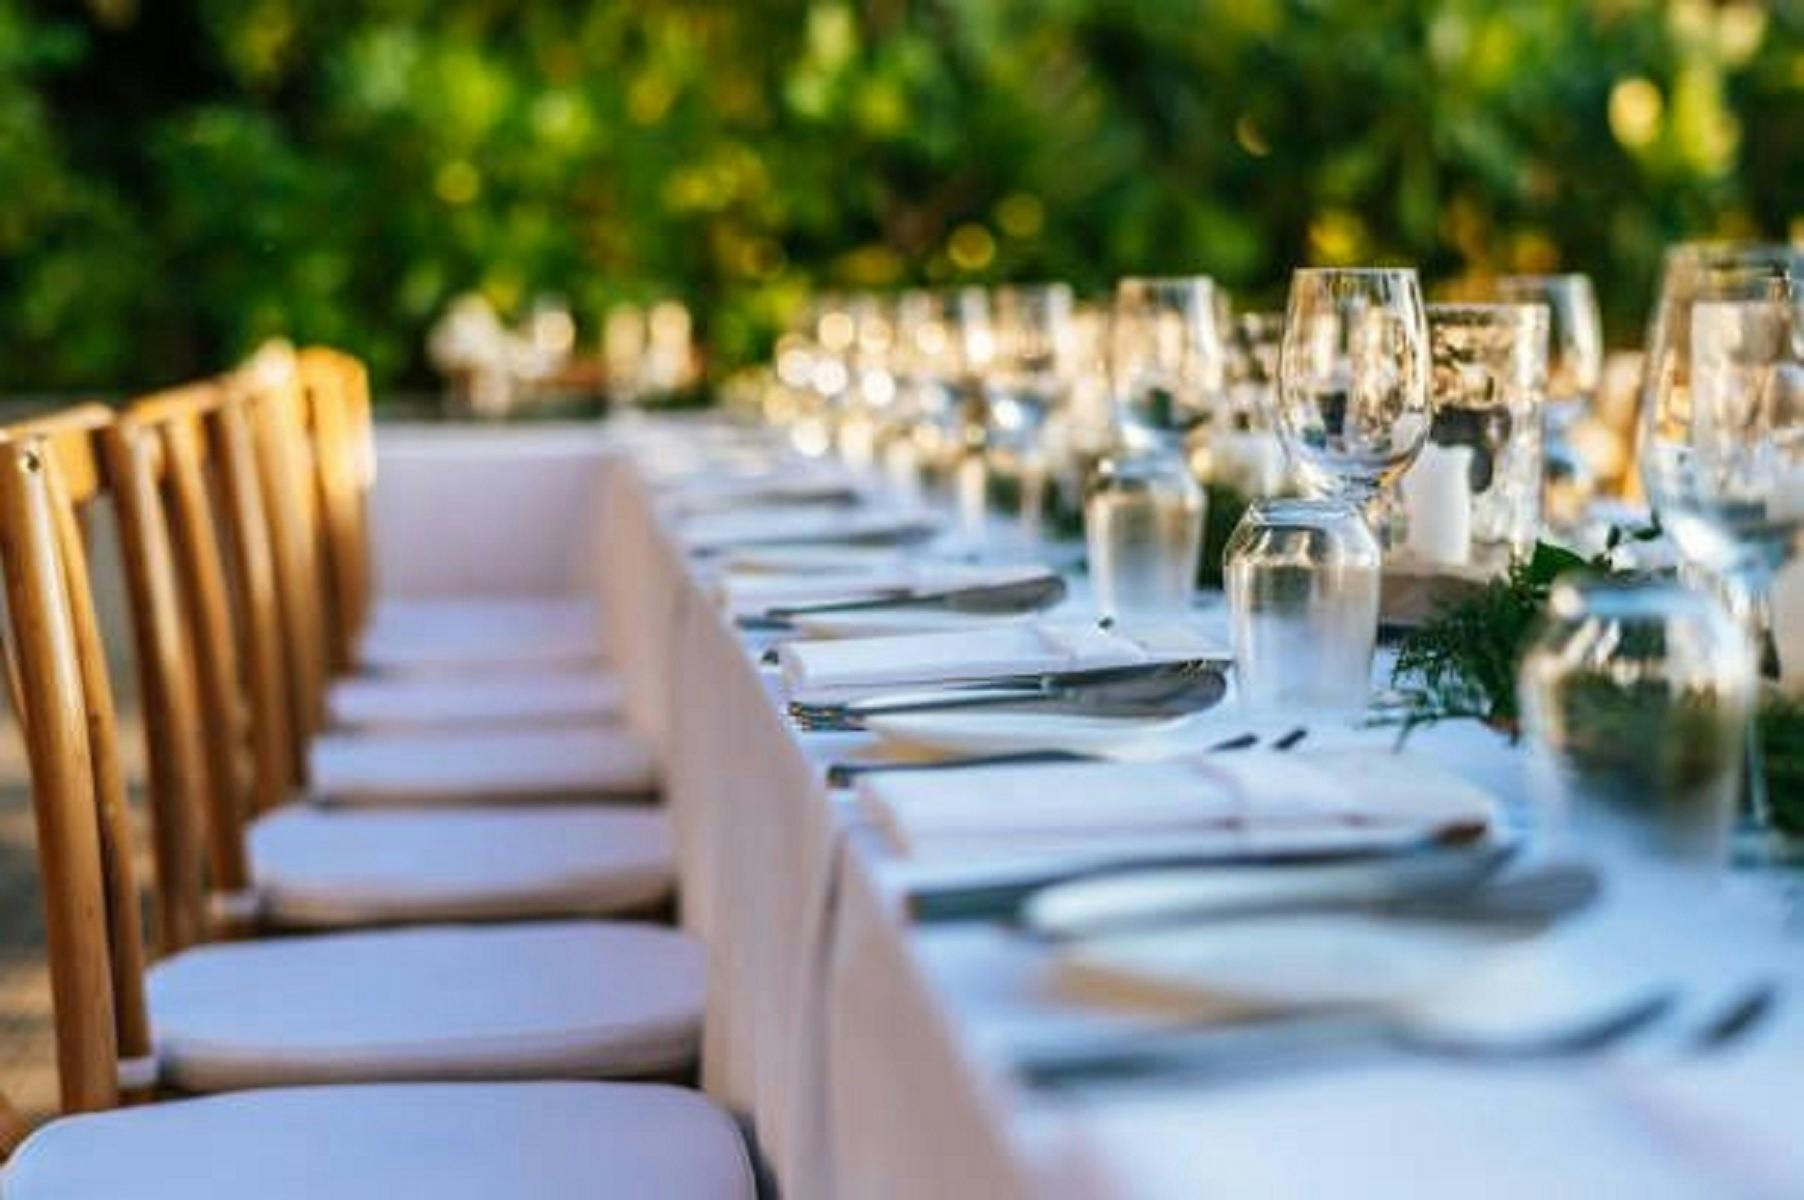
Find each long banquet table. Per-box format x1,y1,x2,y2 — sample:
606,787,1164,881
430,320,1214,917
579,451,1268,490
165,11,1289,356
379,419,1804,1199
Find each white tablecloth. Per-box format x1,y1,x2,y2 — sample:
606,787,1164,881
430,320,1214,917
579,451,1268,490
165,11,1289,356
592,436,1804,1199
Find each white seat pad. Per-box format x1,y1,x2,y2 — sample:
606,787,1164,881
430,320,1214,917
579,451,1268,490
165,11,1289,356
328,667,625,730
361,596,602,673
148,922,702,1091
310,727,657,806
249,805,673,927
5,1081,755,1199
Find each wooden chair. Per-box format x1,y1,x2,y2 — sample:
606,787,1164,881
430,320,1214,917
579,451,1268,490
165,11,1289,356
228,352,661,806
0,405,709,1099
116,386,676,931
290,344,617,680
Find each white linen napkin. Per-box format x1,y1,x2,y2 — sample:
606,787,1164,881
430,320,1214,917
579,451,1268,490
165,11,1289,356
680,505,941,553
718,562,1056,617
658,468,866,517
778,618,1221,703
858,749,1499,859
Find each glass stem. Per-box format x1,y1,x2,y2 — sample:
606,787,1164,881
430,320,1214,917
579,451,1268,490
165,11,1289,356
1719,574,1771,841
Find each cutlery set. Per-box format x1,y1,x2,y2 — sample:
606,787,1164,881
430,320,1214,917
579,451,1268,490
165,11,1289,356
790,658,1230,731
738,573,1069,632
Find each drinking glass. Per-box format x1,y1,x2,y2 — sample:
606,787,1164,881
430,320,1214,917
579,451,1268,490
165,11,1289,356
947,287,998,542
1640,257,1802,854
835,293,896,468
1496,274,1602,528
1085,448,1205,621
1275,268,1431,533
987,284,1073,431
983,284,1074,538
1400,303,1547,571
1519,576,1756,867
1111,276,1226,438
1224,498,1381,713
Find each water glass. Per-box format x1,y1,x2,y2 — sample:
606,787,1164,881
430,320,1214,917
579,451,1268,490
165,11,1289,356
1085,448,1205,620
1224,498,1381,713
1519,576,1756,866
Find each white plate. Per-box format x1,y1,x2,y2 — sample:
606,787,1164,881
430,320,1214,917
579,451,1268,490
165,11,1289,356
1054,914,1518,1019
864,709,1195,756
791,608,1040,639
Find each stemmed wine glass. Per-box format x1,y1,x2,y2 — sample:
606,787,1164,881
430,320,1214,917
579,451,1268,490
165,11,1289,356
1495,274,1602,528
984,284,1074,540
1275,268,1432,536
1110,276,1226,441
1638,243,1803,856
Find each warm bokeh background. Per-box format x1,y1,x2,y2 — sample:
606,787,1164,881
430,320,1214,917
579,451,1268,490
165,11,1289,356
1,0,1797,390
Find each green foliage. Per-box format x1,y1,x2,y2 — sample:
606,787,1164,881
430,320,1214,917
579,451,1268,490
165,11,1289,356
1,0,1799,391
1760,694,1804,836
1387,540,1597,730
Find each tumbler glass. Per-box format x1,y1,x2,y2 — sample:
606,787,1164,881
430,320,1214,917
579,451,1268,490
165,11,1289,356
1224,498,1381,713
1519,575,1757,866
1085,448,1206,621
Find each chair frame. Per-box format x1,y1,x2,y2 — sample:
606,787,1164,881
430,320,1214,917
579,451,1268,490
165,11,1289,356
0,410,155,1114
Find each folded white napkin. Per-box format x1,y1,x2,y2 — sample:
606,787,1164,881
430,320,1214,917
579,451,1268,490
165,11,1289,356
680,506,940,553
778,619,1221,703
858,749,1498,858
658,468,866,517
718,563,1056,617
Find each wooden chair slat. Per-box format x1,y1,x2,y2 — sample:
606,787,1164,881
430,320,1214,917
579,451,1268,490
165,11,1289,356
0,438,121,1114
102,421,212,955
208,395,304,803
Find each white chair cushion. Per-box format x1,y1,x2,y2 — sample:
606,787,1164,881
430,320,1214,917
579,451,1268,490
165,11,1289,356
361,596,602,673
147,921,702,1091
249,805,673,927
328,667,625,730
4,1081,755,1200
310,727,657,806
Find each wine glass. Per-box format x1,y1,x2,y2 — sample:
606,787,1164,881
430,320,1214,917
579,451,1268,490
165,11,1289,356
835,293,895,468
985,283,1073,444
1110,276,1226,440
1639,253,1802,856
1275,268,1431,534
1640,258,1802,591
1495,274,1602,528
984,284,1073,540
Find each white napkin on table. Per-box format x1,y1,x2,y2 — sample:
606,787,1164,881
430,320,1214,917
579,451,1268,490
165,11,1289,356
680,505,941,553
778,619,1221,704
658,468,867,517
858,749,1499,859
719,563,1056,617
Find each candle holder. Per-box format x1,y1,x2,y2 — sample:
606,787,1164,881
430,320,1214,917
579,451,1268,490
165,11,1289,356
1397,304,1549,573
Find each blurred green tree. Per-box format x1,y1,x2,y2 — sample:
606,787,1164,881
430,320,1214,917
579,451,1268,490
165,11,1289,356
0,0,1796,391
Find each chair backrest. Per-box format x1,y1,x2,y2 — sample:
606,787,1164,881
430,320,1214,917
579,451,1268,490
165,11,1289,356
187,383,307,807
297,346,374,671
0,406,155,1114
234,362,330,765
120,384,298,923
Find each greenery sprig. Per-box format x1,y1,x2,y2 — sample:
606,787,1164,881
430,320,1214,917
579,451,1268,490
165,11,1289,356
1383,539,1599,734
